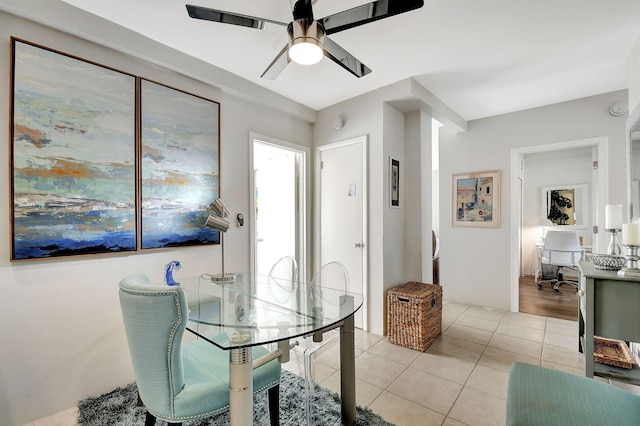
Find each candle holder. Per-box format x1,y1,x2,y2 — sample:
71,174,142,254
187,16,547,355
617,245,640,277
606,228,622,256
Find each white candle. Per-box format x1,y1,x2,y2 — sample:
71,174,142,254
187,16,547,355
605,204,623,230
623,223,640,246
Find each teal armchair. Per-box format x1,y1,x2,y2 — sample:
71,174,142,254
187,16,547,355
507,362,640,425
118,272,281,425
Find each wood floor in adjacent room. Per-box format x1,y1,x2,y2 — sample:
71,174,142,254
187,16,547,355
519,275,578,321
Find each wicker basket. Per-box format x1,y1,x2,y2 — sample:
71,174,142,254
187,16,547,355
594,336,636,369
591,254,626,271
387,282,442,351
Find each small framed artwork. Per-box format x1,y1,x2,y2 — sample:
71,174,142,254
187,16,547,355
452,170,501,228
390,157,400,208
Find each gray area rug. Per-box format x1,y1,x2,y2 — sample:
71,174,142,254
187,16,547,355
77,370,395,425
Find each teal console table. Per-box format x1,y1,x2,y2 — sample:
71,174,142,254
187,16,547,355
579,261,640,383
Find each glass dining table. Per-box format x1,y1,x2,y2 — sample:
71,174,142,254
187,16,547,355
179,272,364,426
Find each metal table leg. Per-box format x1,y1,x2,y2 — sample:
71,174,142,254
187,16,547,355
340,313,356,426
230,347,253,426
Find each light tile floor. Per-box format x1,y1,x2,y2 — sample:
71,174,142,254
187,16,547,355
28,301,640,426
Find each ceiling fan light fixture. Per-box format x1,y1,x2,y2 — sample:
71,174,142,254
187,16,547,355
186,0,425,78
289,40,323,65
288,19,324,65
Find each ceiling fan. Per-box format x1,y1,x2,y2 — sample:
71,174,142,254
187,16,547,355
186,0,424,79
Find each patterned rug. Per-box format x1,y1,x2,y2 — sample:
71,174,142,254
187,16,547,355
77,370,394,425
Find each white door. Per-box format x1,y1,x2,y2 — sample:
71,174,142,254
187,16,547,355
319,136,367,329
253,140,305,278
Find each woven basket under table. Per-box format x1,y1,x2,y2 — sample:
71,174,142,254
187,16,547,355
387,281,442,352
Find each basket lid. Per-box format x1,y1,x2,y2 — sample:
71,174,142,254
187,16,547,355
389,281,440,298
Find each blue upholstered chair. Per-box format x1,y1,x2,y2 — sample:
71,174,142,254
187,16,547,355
507,362,640,425
118,271,281,426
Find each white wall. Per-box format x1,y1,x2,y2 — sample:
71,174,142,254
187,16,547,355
382,104,407,312
313,82,442,335
404,110,433,282
0,11,312,426
439,91,628,310
313,92,385,334
628,36,640,216
629,36,640,115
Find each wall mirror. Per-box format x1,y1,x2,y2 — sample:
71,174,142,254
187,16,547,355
541,184,589,228
631,118,640,219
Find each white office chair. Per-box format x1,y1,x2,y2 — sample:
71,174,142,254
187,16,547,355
538,230,581,293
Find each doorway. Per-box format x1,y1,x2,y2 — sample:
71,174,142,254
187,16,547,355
251,134,308,281
317,136,367,330
510,137,608,316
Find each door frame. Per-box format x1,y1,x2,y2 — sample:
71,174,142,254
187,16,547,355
510,136,608,312
249,132,310,282
316,135,369,331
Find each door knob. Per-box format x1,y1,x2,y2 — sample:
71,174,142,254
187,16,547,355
354,242,363,248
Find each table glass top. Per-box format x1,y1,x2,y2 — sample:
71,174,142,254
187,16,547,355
180,273,363,349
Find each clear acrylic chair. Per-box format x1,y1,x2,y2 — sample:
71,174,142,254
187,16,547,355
266,255,299,309
264,256,299,354
297,261,349,426
268,255,298,289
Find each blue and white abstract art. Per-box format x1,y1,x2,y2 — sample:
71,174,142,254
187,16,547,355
11,39,137,260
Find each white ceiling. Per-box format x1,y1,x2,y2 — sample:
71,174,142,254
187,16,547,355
5,0,640,120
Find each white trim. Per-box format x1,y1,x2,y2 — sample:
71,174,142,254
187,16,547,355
510,136,608,313
249,132,310,282
628,105,640,220
316,135,369,331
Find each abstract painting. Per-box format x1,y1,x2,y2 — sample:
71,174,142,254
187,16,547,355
11,39,137,260
140,79,220,249
452,170,501,228
545,189,575,225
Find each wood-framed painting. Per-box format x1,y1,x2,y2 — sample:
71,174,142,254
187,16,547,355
140,79,220,249
451,170,501,228
11,38,137,260
390,157,400,208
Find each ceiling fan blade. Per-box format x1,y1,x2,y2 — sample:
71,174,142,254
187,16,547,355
319,0,424,35
186,4,287,29
260,44,291,80
322,37,372,78
292,0,314,20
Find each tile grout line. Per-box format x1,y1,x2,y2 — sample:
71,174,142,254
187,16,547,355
439,309,506,425
364,349,419,416
368,306,476,424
